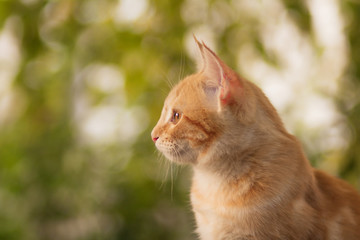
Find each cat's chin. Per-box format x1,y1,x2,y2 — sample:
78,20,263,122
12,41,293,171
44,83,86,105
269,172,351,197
155,140,197,164
162,149,197,164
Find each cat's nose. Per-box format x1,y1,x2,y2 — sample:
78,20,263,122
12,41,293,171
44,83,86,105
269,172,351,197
151,130,159,142
151,127,160,142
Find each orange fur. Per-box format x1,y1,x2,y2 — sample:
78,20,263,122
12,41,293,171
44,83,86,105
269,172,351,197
151,39,360,240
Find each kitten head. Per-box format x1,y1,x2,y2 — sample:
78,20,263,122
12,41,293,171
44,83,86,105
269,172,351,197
151,37,283,165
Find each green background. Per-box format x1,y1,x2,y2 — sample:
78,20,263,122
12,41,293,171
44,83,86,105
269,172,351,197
0,0,359,239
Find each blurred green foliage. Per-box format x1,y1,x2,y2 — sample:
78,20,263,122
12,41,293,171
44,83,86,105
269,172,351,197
0,0,359,239
339,1,360,186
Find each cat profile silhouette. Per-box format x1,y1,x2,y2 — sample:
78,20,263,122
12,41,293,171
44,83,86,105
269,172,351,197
152,37,360,240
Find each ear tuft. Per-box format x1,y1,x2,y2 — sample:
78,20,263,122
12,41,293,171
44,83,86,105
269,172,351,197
193,35,206,71
193,34,203,51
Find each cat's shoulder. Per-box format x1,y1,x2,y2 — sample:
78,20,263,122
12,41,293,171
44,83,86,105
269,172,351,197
313,169,360,221
314,169,360,198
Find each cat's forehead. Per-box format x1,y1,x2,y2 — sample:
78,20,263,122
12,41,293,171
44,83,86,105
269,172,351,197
165,76,199,107
164,88,184,110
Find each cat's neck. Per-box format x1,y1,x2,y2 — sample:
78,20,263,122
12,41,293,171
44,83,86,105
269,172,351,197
196,122,298,174
193,127,314,206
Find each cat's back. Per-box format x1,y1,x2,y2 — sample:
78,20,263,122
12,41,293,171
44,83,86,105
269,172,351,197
313,169,360,239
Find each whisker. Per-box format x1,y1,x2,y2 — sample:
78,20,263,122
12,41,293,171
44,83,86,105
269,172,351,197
154,142,192,200
159,86,169,98
179,51,186,82
153,148,167,190
159,71,170,89
162,71,174,90
159,155,170,189
170,162,174,200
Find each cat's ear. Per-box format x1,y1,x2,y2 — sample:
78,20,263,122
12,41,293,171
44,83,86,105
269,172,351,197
193,36,222,83
193,35,206,72
199,42,243,107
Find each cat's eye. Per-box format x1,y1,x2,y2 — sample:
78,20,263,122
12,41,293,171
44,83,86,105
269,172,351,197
171,111,182,124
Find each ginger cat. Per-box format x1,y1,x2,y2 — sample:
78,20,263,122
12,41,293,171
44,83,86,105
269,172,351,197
151,38,360,240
